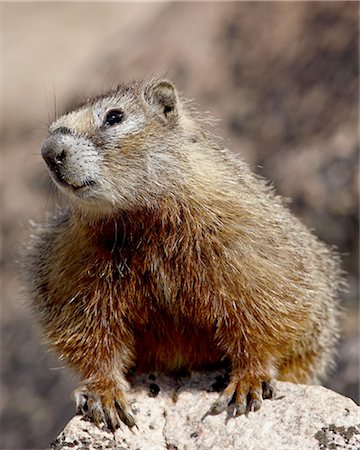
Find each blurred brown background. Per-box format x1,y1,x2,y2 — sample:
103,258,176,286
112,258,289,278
1,2,358,449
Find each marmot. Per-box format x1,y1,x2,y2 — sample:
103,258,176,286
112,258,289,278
24,78,342,430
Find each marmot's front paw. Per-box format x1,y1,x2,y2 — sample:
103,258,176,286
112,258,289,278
208,375,276,417
74,386,136,431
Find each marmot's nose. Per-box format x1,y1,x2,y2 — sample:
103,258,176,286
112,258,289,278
41,136,68,169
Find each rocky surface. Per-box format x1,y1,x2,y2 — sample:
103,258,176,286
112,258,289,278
51,373,360,450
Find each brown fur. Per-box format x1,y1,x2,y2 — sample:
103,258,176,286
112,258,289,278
24,78,342,429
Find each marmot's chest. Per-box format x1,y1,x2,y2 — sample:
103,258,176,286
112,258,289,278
58,242,200,313
50,223,220,329
51,243,223,370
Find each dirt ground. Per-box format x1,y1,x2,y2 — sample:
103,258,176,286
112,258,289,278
1,2,358,449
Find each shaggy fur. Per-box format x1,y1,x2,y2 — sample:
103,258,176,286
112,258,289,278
24,79,342,430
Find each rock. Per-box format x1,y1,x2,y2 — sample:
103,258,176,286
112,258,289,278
50,372,360,450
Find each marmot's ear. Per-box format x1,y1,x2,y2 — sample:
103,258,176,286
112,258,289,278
145,80,178,121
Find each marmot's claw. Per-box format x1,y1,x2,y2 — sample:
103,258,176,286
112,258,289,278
234,403,246,416
115,400,137,428
208,377,275,418
206,385,235,416
246,398,262,414
207,400,228,415
74,387,136,431
262,381,276,399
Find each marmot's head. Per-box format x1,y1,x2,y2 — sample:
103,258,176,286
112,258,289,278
41,79,198,215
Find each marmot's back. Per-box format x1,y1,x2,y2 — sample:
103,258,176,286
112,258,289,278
24,79,342,431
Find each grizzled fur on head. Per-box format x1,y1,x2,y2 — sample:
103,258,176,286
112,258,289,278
43,79,202,216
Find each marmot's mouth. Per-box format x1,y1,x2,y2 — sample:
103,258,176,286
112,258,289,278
50,170,96,191
61,178,96,191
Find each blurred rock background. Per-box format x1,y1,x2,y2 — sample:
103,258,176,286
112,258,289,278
1,2,358,449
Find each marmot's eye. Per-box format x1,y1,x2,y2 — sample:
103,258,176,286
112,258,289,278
104,109,124,127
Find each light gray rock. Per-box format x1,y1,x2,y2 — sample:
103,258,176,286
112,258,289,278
51,372,360,450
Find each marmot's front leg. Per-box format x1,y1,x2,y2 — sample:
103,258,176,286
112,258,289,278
65,333,136,431
74,372,135,430
209,371,276,416
210,327,277,416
